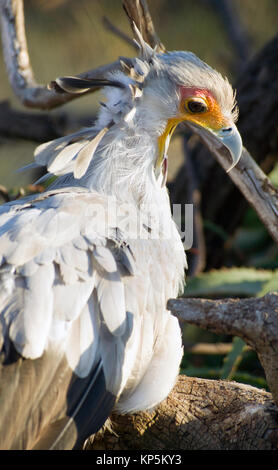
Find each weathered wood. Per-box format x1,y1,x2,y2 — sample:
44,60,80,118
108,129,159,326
168,293,278,409
86,375,278,450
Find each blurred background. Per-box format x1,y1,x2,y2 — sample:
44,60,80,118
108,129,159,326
1,0,278,389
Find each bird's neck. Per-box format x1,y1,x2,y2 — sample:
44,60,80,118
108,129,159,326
72,121,175,238
80,122,166,203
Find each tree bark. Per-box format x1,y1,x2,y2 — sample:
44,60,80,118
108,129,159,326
86,375,278,450
168,293,278,409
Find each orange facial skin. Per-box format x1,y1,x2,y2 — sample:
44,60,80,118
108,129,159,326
157,86,229,171
179,86,229,131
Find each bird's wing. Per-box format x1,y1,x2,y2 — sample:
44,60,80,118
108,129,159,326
0,187,136,449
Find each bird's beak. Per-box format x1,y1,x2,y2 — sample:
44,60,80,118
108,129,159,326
212,123,242,172
184,121,242,173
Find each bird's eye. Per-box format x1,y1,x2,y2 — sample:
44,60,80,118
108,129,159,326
186,98,208,114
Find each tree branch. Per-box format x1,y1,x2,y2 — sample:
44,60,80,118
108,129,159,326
168,293,278,409
185,121,278,246
0,100,96,141
86,375,278,450
0,0,122,109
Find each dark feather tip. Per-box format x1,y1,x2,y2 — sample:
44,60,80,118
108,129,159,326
54,76,126,94
48,80,66,94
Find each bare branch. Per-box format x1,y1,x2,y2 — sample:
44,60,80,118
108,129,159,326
86,375,278,450
186,121,278,246
0,0,123,109
0,100,96,141
122,0,165,52
185,342,239,355
168,293,278,409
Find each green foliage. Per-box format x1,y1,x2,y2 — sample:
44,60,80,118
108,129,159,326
220,337,246,380
184,267,278,298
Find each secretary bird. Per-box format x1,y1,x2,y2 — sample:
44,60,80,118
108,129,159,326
0,29,242,449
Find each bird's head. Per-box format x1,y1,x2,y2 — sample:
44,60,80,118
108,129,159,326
52,28,242,182
136,50,242,178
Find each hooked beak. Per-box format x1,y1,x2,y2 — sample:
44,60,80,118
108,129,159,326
212,123,242,172
184,121,242,173
156,118,242,186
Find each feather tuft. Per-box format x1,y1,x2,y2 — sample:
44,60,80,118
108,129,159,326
73,124,113,179
55,76,126,94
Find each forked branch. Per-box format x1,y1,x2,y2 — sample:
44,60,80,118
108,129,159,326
168,293,278,409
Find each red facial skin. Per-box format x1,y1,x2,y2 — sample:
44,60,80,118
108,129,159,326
179,86,229,130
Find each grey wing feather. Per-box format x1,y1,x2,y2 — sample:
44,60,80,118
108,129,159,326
0,188,135,449
31,127,96,177
73,127,110,179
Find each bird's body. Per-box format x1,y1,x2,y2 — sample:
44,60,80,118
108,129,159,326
0,186,184,449
0,32,242,449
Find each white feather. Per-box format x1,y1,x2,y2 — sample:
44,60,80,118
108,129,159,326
74,127,109,179
34,128,93,167
96,272,126,336
9,264,55,358
93,245,117,274
65,298,100,378
48,141,88,174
